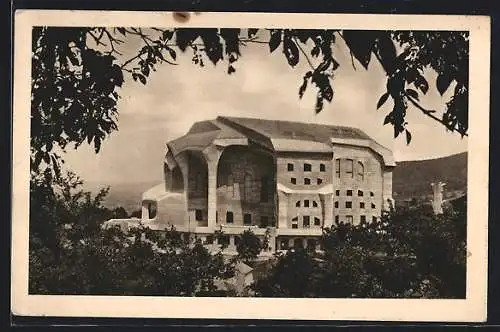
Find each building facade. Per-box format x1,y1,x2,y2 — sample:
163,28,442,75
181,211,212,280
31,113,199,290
107,116,395,255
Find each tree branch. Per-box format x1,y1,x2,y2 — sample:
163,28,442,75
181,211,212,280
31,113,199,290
404,92,468,137
336,31,357,70
293,37,314,70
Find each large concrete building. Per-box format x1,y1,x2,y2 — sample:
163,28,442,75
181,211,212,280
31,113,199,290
108,116,395,254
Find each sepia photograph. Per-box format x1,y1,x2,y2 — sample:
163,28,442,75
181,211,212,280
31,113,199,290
12,11,489,321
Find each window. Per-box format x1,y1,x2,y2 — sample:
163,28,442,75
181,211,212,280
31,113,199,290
372,216,377,223
304,200,310,207
357,161,364,181
205,235,214,244
303,216,310,228
334,201,339,208
360,215,366,224
243,174,253,201
347,190,353,196
335,215,339,223
346,215,353,224
296,201,301,207
226,211,234,224
320,163,326,172
335,159,341,178
244,213,252,225
335,190,340,196
304,178,311,185
358,190,363,197
304,163,312,172
317,178,323,185
291,177,297,184
370,191,374,197
312,201,318,207
260,216,269,228
360,202,365,209
260,176,269,202
195,209,203,221
292,217,298,229
234,236,241,246
314,217,321,226
287,163,294,171
345,201,352,208
148,202,157,219
371,203,376,209
345,159,354,178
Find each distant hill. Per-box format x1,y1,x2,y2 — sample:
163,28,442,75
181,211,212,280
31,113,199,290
393,152,467,202
84,180,160,215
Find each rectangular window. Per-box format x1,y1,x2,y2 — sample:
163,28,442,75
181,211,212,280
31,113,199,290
291,177,297,184
360,215,366,224
303,216,310,228
312,201,318,207
346,215,353,224
304,200,310,207
260,216,269,228
314,217,321,226
335,215,339,223
372,203,376,209
360,202,365,209
345,201,352,208
320,163,326,172
219,235,230,246
288,163,294,171
296,201,301,207
317,178,323,185
304,178,311,185
304,163,312,172
335,190,340,196
370,191,374,197
226,211,234,224
358,190,363,197
334,201,339,208
244,213,252,225
335,159,341,178
148,202,157,219
372,216,377,223
195,209,203,221
205,235,214,244
345,159,354,178
347,190,353,196
292,223,298,229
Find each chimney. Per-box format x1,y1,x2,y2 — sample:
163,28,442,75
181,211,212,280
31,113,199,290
430,182,446,215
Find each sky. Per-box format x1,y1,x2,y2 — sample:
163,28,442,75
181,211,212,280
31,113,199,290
62,29,468,185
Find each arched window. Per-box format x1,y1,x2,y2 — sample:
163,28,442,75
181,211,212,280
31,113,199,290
345,159,354,178
244,174,253,201
357,161,364,181
296,201,301,207
312,201,318,207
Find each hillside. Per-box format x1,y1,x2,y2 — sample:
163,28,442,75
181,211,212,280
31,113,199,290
393,152,467,202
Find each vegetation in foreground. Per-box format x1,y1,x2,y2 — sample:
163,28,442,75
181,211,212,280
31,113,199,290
29,170,466,298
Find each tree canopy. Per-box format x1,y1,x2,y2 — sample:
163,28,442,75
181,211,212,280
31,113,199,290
31,27,468,175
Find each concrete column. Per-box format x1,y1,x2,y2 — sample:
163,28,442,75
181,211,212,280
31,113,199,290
175,153,190,228
278,191,288,229
203,145,222,232
322,193,334,228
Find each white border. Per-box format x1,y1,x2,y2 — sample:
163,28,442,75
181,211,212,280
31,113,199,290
12,10,490,322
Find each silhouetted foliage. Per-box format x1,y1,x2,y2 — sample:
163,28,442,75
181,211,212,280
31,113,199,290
31,27,468,175
251,203,466,298
235,229,263,264
29,171,235,295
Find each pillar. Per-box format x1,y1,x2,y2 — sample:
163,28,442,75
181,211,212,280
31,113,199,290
382,166,394,211
203,145,222,232
278,191,288,229
322,193,334,228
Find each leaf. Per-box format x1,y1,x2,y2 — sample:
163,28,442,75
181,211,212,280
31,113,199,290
137,73,146,85
383,112,393,125
405,89,419,100
405,129,412,144
377,92,390,109
341,31,376,69
227,65,236,74
436,72,453,95
162,29,174,41
374,33,397,74
269,30,282,53
299,77,308,99
415,75,429,94
283,37,299,67
167,47,177,60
